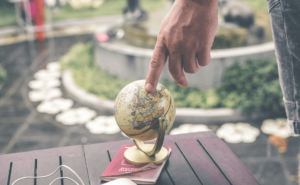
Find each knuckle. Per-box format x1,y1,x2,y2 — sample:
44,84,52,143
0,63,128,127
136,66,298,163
150,58,161,69
198,52,211,66
146,73,159,84
169,68,181,77
201,56,211,66
169,49,179,56
146,74,156,81
185,67,198,74
157,34,165,43
173,41,183,49
189,41,198,49
200,60,209,66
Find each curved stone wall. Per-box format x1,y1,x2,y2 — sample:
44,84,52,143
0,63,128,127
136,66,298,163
94,27,275,89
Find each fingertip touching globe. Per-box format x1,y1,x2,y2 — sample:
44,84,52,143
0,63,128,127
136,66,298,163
114,80,176,142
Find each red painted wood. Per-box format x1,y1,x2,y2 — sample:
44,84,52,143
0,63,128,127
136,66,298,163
84,148,111,185
34,146,89,185
36,157,61,185
0,131,258,185
155,163,174,185
34,0,45,41
84,141,127,185
10,159,35,185
0,160,11,185
0,145,90,185
60,146,90,185
176,139,231,185
163,141,203,185
197,132,260,185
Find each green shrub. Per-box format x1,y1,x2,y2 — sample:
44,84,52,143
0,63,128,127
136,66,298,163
0,64,7,85
216,58,285,115
61,43,284,115
161,79,220,109
213,27,248,49
163,58,284,116
242,0,269,14
0,0,14,8
60,43,129,100
0,7,16,28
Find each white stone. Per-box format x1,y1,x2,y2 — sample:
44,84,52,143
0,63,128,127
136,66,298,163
37,101,60,114
28,79,61,90
37,98,73,114
116,29,125,39
170,124,211,135
47,62,61,72
261,118,295,138
216,123,260,143
56,107,97,125
34,69,60,80
56,109,78,125
86,116,120,134
76,107,97,124
223,134,242,143
45,0,56,7
28,88,62,102
28,80,44,89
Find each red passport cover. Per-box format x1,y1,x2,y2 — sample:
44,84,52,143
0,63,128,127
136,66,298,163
101,145,170,183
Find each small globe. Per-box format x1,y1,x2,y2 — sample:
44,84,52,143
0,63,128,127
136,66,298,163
114,80,176,142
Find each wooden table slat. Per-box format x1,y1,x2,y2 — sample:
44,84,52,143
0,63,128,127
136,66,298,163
9,159,35,185
176,139,231,185
107,145,123,160
155,167,174,185
61,146,90,185
36,157,61,185
197,132,260,185
83,144,113,185
163,141,203,185
0,161,11,185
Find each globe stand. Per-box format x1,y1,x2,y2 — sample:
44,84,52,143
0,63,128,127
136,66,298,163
124,117,170,166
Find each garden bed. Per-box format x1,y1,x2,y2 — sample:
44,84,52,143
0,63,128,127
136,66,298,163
61,42,285,116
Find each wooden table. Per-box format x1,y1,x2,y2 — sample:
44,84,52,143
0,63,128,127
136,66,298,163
0,131,259,185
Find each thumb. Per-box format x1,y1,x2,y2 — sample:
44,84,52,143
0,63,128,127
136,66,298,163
145,41,168,92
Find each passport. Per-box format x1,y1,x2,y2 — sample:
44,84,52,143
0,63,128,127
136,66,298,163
101,145,171,184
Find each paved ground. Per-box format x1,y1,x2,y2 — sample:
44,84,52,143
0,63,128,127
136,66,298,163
0,33,299,184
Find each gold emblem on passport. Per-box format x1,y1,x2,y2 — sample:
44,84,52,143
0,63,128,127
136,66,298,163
114,80,176,166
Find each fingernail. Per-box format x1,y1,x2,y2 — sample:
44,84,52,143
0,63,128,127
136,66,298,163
178,81,188,87
145,83,153,92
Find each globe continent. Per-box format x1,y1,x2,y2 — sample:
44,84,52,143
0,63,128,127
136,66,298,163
114,80,176,142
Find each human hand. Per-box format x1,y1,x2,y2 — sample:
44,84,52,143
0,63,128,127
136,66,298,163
145,0,218,92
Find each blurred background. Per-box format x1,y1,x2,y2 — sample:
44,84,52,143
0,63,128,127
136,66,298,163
0,0,299,184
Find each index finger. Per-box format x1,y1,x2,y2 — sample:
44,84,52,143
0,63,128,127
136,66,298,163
145,41,168,93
